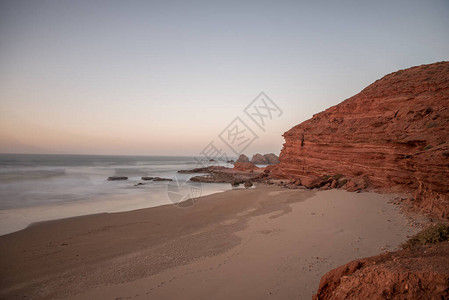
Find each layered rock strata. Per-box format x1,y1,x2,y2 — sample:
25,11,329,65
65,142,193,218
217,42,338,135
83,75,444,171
272,62,449,218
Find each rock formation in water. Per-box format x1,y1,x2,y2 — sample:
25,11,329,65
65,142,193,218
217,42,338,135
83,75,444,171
251,153,280,165
233,161,259,171
236,154,250,163
263,153,280,164
271,62,449,219
107,176,128,181
152,177,173,181
251,153,269,164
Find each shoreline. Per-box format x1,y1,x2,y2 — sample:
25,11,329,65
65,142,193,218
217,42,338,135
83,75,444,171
0,182,232,236
0,184,422,299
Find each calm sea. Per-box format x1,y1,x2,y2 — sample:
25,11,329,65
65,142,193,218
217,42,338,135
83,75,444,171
0,154,233,234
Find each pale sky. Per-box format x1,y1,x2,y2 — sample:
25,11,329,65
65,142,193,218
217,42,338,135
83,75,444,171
1,0,448,156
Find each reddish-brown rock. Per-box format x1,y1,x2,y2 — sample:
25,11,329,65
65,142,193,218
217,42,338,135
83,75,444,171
314,242,449,299
272,62,449,219
251,153,269,164
233,161,259,171
236,154,250,163
250,153,280,165
264,153,280,164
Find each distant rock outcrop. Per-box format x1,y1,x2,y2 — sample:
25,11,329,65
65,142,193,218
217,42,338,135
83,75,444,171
272,62,449,219
251,153,269,164
244,180,253,188
263,153,280,164
250,153,280,165
236,154,250,163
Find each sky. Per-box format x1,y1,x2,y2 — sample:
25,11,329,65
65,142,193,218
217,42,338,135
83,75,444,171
1,0,448,156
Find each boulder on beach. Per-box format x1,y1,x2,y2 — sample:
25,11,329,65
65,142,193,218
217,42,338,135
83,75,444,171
244,180,253,188
230,180,243,187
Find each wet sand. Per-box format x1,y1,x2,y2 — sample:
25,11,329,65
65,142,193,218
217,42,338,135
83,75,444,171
0,182,231,236
0,184,419,299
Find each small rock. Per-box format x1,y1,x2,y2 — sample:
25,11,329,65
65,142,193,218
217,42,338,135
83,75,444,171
152,177,172,181
231,180,241,187
107,176,128,181
331,179,337,188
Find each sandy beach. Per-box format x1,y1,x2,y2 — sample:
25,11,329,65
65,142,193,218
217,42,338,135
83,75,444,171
0,184,419,299
1,2,447,298
0,181,231,236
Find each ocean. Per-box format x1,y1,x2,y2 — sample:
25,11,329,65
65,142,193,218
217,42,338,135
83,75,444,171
0,154,233,235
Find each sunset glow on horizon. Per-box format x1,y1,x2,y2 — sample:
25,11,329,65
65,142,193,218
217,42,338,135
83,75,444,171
1,0,449,156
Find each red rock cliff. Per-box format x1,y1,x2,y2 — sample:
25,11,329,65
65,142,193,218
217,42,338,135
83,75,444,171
272,62,449,218
313,241,449,300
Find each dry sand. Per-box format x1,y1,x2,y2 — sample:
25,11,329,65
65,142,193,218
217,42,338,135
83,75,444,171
0,184,420,299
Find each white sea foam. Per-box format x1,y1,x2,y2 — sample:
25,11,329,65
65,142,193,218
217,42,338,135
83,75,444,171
0,154,232,235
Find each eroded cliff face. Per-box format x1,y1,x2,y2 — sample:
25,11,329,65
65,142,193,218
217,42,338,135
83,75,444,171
272,62,449,218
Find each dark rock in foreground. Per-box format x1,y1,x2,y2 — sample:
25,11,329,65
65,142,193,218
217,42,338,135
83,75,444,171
107,176,128,181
